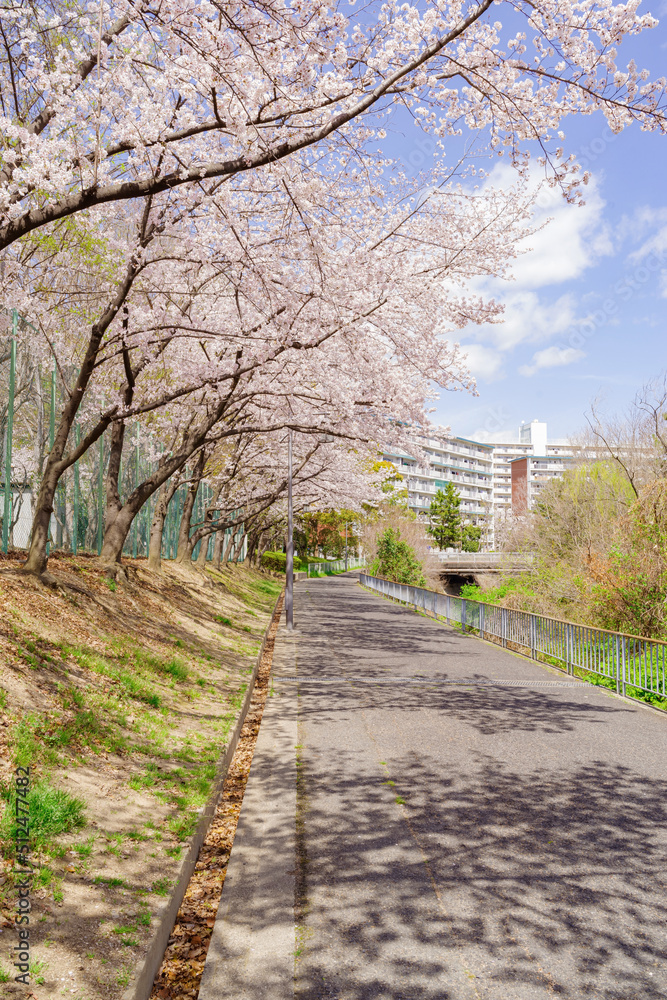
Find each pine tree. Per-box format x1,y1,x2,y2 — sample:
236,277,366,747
427,483,462,550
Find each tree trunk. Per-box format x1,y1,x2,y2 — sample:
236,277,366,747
212,528,225,571
175,450,206,564
147,476,180,571
23,249,143,576
221,529,235,566
230,528,245,563
195,483,223,569
195,530,210,568
148,502,167,572
105,418,127,529
22,463,61,576
97,391,233,569
247,530,259,567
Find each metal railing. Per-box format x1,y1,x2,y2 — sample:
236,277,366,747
436,551,534,564
308,556,366,577
359,574,667,704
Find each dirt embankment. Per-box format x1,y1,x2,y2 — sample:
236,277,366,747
0,554,282,999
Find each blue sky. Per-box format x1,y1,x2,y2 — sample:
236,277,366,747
378,3,667,444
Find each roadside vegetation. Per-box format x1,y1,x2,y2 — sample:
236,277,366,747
0,555,281,999
464,379,667,641
369,527,426,587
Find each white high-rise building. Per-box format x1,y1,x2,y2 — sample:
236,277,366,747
382,419,577,550
382,430,494,544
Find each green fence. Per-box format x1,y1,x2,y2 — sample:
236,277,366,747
1,309,245,561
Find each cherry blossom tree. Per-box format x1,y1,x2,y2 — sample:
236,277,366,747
12,152,535,577
0,0,665,252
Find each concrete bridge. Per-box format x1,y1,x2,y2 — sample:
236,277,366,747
436,551,533,593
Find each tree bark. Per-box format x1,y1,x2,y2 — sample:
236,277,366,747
175,450,206,565
147,476,181,571
212,528,225,571
247,529,259,567
230,527,246,563
221,528,235,566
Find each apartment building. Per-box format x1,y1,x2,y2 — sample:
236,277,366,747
490,420,578,515
382,431,494,541
510,453,575,514
382,419,579,548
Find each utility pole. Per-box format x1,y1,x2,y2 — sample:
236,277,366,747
286,428,294,630
344,519,348,571
2,311,16,554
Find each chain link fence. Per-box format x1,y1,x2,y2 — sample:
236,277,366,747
1,309,246,561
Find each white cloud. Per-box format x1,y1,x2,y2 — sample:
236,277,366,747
519,346,585,378
454,166,613,378
457,343,504,381
510,178,612,290
483,291,579,352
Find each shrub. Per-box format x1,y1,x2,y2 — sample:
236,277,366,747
261,551,286,572
371,527,426,586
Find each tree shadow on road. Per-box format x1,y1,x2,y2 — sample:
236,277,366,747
295,751,667,1000
294,675,630,736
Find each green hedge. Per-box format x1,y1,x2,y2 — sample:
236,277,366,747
261,551,286,572
260,551,307,573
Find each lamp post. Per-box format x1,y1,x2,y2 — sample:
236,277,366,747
2,311,16,554
285,428,294,631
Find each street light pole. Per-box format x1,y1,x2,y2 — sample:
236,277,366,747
344,520,348,571
286,428,294,631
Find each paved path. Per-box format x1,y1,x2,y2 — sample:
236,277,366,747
203,574,667,1000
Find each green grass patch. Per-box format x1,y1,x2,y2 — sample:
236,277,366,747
29,959,47,985
0,779,85,849
152,877,171,896
168,811,199,840
74,836,95,858
11,712,50,767
35,866,55,889
93,876,125,887
135,648,189,682
127,828,149,842
0,964,10,983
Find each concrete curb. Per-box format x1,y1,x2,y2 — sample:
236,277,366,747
121,592,284,1000
198,627,298,1000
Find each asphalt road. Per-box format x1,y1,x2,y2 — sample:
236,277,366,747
288,574,667,1000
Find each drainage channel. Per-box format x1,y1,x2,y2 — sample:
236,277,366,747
148,594,284,1000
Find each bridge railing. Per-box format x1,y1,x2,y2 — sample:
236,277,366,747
308,556,365,577
435,551,534,564
359,573,667,705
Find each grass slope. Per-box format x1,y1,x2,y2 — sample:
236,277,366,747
0,553,282,998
